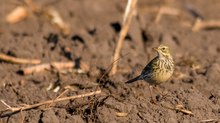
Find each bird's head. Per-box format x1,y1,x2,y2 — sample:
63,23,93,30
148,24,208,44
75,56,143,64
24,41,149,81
153,45,172,59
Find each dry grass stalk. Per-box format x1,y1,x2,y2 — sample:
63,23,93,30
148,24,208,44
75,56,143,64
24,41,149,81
21,62,74,75
175,105,194,115
45,8,70,36
0,90,101,117
20,61,89,75
22,63,51,75
0,53,41,64
115,112,128,117
47,87,72,107
123,0,136,23
162,104,194,115
20,110,25,123
200,119,219,122
109,0,137,76
192,18,220,32
6,6,28,24
155,6,180,23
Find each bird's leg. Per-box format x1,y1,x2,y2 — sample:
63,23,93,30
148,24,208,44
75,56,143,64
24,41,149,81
148,85,156,104
154,86,163,95
154,86,170,100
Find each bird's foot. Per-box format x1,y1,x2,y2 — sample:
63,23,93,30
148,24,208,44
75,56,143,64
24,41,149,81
150,98,157,104
155,91,171,102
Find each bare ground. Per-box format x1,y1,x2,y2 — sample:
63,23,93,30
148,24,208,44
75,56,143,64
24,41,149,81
0,0,220,123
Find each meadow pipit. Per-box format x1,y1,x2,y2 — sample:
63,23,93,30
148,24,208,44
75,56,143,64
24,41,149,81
126,45,174,100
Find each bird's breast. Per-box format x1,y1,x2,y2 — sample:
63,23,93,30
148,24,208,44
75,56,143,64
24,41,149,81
154,71,173,83
152,60,174,84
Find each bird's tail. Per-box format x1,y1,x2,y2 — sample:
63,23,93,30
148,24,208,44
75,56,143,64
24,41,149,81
125,75,141,83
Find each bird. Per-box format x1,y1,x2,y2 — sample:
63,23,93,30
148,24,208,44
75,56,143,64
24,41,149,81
126,45,174,99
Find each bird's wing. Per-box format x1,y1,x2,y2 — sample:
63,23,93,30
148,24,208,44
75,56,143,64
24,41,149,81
140,57,159,79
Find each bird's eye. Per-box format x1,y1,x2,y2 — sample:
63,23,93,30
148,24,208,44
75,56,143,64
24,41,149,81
162,47,166,51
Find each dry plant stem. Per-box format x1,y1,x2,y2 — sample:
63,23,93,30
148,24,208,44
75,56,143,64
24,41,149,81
0,90,101,117
0,53,41,64
200,119,219,122
20,110,25,123
109,0,137,75
155,6,180,23
123,0,135,23
48,89,70,107
115,112,128,117
192,18,220,32
6,6,28,24
162,104,194,115
45,8,70,36
21,61,89,75
21,62,74,75
55,89,69,99
22,63,50,75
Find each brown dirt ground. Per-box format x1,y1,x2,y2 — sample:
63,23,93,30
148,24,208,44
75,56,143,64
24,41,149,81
0,0,220,123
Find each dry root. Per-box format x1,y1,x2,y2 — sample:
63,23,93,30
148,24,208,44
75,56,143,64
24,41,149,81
0,53,41,64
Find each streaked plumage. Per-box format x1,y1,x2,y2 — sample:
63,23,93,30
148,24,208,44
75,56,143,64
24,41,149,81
126,45,174,85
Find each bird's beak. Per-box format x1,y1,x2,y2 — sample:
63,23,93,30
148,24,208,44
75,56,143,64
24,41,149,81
153,47,158,51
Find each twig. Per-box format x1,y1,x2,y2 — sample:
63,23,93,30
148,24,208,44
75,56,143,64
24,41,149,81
115,112,128,117
192,18,220,32
155,6,180,23
6,6,28,24
21,63,51,75
20,61,89,75
44,8,70,36
175,105,194,115
20,110,25,123
162,104,194,115
0,90,101,117
1,100,12,109
109,0,137,76
0,53,41,64
48,85,78,106
123,0,135,23
200,119,219,122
